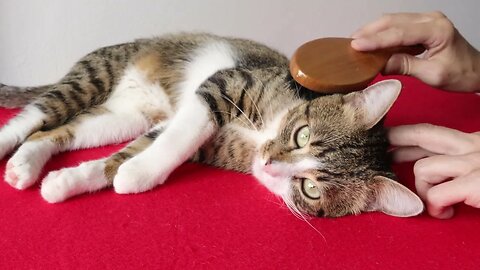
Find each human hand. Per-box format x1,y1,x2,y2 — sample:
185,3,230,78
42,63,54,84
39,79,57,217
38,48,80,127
388,124,480,219
351,12,480,92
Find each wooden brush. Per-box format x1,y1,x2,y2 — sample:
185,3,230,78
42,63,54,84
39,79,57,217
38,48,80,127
290,37,425,93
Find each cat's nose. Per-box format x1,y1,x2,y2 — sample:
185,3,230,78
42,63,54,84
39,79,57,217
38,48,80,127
264,158,272,166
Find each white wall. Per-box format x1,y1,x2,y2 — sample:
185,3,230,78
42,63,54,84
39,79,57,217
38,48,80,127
1,0,479,86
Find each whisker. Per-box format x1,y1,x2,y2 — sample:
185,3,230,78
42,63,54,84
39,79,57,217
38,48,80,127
281,195,327,243
242,86,265,128
213,110,252,129
210,91,258,131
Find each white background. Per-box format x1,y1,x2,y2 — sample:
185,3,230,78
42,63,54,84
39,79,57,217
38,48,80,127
1,0,479,86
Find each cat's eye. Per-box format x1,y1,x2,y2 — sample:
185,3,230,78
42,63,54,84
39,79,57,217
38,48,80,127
295,126,310,148
301,178,321,199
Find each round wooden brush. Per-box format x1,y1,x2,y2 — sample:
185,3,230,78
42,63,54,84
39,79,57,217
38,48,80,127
290,37,425,93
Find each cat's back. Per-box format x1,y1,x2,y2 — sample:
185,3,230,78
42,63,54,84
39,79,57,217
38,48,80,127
144,32,288,69
68,32,288,90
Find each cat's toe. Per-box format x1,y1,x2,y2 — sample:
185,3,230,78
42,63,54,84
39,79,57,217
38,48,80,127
5,159,39,190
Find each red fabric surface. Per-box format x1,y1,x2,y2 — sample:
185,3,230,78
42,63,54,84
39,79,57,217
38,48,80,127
1,76,479,269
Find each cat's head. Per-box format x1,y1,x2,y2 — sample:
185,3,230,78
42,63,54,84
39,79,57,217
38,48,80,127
252,79,424,218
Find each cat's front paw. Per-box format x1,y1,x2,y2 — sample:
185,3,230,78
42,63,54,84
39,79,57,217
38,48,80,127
113,156,169,194
40,171,67,203
5,157,41,190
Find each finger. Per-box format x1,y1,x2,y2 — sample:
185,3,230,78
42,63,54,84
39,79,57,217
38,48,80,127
414,153,480,199
388,124,480,155
351,12,431,38
383,54,451,88
390,146,436,163
383,54,430,76
351,22,433,51
426,170,480,218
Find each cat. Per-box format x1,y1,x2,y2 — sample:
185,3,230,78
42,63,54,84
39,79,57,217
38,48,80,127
0,33,423,218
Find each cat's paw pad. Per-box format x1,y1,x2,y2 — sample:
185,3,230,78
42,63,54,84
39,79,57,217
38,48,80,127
40,170,71,203
113,157,167,194
5,158,40,190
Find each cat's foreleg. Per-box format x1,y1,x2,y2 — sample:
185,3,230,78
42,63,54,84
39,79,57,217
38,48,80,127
112,40,235,193
40,125,165,203
113,94,217,194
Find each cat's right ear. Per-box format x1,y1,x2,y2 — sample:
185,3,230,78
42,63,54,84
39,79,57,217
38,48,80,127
342,79,402,129
368,176,424,217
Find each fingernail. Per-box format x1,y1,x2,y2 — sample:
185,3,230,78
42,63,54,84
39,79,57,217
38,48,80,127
351,38,373,51
432,207,455,219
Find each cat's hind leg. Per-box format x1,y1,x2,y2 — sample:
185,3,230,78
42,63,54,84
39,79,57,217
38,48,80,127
0,79,109,161
4,107,154,190
40,125,164,203
5,62,174,190
0,105,48,160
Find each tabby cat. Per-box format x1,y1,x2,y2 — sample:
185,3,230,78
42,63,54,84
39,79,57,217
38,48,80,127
0,33,423,217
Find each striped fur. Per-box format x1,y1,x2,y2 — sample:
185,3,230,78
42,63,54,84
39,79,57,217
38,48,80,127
0,33,423,218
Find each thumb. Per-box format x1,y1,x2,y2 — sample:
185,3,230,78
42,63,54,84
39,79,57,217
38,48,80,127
383,54,431,78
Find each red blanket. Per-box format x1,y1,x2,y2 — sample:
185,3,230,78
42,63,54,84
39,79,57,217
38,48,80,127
1,75,479,269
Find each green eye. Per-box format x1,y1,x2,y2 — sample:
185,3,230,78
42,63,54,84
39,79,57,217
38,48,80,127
301,178,321,199
295,126,310,148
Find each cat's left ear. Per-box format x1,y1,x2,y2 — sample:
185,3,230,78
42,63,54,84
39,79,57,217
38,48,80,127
368,176,424,217
342,79,402,129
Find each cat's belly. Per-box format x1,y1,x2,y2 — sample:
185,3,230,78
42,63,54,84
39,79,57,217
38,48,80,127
106,66,174,123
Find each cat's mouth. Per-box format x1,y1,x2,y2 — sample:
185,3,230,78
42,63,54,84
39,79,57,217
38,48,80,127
252,157,291,195
251,156,321,196
262,161,290,177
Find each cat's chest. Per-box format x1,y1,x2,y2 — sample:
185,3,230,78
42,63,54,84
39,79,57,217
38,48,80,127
197,107,292,173
230,106,292,149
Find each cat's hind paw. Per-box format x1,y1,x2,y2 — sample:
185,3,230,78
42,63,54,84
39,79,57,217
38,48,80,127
5,158,40,190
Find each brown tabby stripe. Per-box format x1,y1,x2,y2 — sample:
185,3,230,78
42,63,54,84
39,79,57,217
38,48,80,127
46,89,75,117
144,126,165,140
79,60,106,94
103,59,115,89
104,126,165,183
197,91,224,126
316,169,345,179
62,83,87,109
